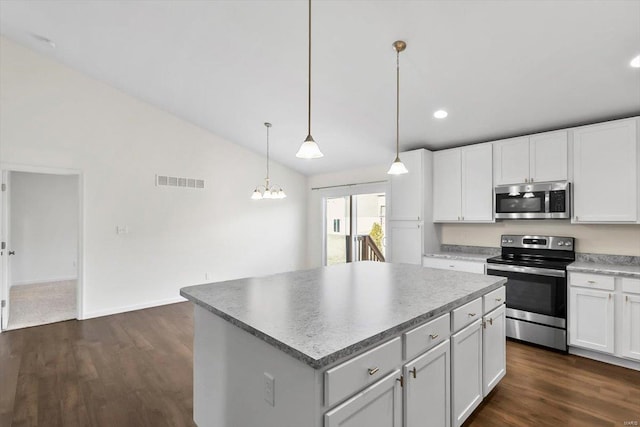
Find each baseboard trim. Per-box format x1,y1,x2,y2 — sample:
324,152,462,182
12,276,78,286
569,346,640,371
81,296,187,320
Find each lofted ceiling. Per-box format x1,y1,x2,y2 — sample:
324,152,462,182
1,0,639,176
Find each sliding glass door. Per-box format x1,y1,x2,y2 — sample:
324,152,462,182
324,193,385,266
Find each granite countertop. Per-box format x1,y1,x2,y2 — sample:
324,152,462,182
423,252,490,262
180,262,506,369
568,262,640,279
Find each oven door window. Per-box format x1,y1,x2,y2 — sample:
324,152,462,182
495,191,546,213
487,269,566,318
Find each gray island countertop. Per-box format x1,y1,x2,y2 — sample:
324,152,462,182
181,261,506,369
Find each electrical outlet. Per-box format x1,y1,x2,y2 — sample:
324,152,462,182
264,373,275,407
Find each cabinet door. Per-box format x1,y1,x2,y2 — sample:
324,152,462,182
461,143,493,221
325,370,402,427
451,320,483,427
390,150,424,221
389,221,422,265
621,293,640,361
529,130,568,182
433,148,462,222
404,340,451,427
493,137,530,185
573,119,637,223
482,305,506,397
569,287,614,353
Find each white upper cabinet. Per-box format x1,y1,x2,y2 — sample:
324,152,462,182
493,132,568,185
433,149,461,221
529,131,568,182
462,144,494,221
493,136,530,185
572,118,638,223
390,150,424,221
434,144,493,222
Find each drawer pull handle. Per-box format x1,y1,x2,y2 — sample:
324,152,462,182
410,367,417,379
626,295,629,302
587,280,596,284
495,298,502,302
449,265,455,268
429,333,439,340
609,293,612,300
489,318,493,325
468,313,476,317
368,367,379,376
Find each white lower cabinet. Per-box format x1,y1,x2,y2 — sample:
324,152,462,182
423,256,485,274
324,286,507,427
621,292,640,361
403,340,451,427
324,370,402,427
482,305,506,396
451,320,483,427
569,287,615,353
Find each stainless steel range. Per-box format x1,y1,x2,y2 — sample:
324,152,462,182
486,235,575,351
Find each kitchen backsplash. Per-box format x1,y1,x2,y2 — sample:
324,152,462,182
439,222,640,257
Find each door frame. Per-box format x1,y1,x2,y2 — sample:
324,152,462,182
320,182,387,266
0,163,84,331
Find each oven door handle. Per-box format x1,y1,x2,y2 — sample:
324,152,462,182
486,264,566,278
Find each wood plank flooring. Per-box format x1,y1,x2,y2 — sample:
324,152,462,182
1,302,638,426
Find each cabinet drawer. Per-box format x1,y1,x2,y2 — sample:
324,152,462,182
423,257,486,274
622,278,640,294
483,287,506,314
569,272,614,291
452,298,483,332
404,313,450,361
324,337,402,407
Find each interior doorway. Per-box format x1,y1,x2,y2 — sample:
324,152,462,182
324,193,386,266
1,168,82,330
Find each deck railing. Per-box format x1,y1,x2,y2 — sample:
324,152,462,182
356,235,385,262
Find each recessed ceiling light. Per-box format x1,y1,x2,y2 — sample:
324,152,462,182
631,55,640,68
433,110,448,119
31,33,56,48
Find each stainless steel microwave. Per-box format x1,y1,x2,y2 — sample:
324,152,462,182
495,181,570,219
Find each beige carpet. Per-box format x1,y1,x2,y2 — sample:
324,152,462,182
7,280,77,330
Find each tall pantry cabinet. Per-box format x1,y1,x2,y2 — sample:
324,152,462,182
389,149,438,264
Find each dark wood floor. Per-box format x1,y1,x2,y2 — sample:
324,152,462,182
1,302,638,427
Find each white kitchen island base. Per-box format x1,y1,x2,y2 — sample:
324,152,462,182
182,262,507,427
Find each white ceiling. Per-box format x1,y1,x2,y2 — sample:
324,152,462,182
1,0,639,176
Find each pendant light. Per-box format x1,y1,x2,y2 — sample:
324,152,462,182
251,123,287,200
387,40,409,175
296,0,323,159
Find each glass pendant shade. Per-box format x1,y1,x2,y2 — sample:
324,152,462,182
251,189,263,200
296,135,323,159
387,157,409,175
263,189,273,199
279,189,287,199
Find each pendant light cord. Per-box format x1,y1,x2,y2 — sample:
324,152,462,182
396,49,400,159
266,124,270,183
307,0,312,136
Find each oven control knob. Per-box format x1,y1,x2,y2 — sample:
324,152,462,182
507,239,513,243
558,241,564,246
565,241,572,246
502,239,508,243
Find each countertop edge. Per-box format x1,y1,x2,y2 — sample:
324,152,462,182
567,263,640,279
181,277,507,370
423,252,489,262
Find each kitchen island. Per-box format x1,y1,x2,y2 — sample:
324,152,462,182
181,261,507,427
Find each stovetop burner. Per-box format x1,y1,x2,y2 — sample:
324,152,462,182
486,254,573,270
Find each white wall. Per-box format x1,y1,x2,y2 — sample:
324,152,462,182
0,37,308,318
10,172,79,285
307,165,389,267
